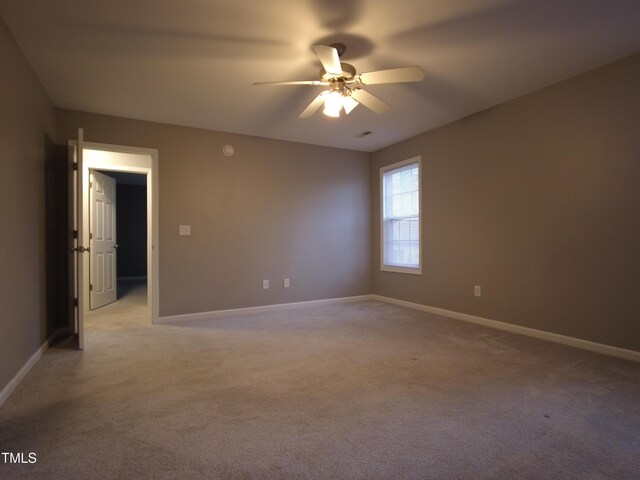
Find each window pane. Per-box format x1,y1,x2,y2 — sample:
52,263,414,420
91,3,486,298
399,192,410,215
410,219,419,241
392,193,402,217
401,169,411,191
392,172,401,191
399,219,410,239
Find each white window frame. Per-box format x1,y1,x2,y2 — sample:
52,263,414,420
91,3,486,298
380,156,422,275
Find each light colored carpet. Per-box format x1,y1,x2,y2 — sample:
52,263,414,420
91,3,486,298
1,279,639,479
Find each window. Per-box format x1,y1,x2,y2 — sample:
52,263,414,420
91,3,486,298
380,156,421,274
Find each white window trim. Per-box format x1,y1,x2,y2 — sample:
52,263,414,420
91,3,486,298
380,156,423,275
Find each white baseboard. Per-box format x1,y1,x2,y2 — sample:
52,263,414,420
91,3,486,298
0,327,70,409
157,294,375,324
372,295,640,363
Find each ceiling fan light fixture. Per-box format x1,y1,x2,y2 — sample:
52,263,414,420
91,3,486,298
323,90,343,117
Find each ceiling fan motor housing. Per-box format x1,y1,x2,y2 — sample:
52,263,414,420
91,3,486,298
320,63,356,82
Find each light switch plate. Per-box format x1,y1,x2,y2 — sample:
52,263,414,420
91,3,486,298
179,225,191,236
262,279,269,289
284,278,290,288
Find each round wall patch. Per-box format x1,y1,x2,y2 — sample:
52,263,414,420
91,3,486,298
223,145,235,156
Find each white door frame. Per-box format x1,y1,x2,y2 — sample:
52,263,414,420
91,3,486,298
71,141,159,323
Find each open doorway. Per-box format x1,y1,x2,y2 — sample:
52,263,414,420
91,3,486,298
79,144,159,327
67,134,158,349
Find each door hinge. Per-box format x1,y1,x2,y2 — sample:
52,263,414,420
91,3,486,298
90,284,93,291
89,232,93,240
73,230,78,239
73,162,78,171
74,298,78,307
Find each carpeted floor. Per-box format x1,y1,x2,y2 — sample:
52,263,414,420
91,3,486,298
1,279,639,479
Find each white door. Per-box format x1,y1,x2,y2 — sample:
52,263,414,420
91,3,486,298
90,170,118,309
69,128,86,349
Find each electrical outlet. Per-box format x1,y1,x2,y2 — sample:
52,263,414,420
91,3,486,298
474,285,481,297
284,278,290,288
262,279,269,290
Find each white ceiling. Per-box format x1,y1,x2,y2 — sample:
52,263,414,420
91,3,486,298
2,0,640,152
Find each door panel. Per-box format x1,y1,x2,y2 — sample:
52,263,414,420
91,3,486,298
90,170,117,309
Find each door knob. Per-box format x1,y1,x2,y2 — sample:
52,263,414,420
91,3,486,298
114,244,119,249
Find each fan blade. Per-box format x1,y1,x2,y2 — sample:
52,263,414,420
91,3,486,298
253,80,325,86
313,45,342,75
299,92,328,118
358,66,425,85
350,89,391,114
343,96,359,115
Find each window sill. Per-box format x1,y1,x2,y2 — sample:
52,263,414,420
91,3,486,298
380,265,422,275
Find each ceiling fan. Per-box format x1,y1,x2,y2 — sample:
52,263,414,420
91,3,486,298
253,43,425,118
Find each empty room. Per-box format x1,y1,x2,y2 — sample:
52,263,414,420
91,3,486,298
1,1,639,479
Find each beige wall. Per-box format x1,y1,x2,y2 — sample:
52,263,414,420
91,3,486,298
371,53,640,352
0,18,56,389
56,111,372,316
